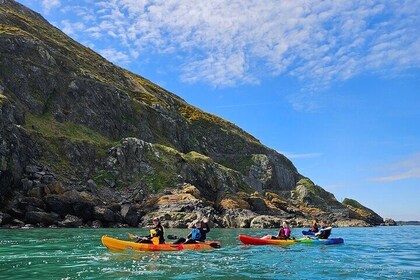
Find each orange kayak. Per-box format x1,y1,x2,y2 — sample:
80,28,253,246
101,235,221,251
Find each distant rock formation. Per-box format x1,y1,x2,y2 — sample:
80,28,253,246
342,198,383,225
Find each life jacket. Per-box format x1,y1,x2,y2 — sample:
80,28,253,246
191,228,202,240
278,227,291,239
150,225,165,244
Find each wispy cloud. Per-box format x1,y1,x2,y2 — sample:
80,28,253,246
371,153,420,182
215,102,278,109
41,0,60,14
60,20,85,37
281,152,323,159
99,48,131,65
34,0,420,90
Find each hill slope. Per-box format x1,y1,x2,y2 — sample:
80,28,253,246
0,0,383,228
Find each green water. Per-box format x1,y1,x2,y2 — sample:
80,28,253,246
0,226,419,279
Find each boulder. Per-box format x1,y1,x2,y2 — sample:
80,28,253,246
0,212,12,225
120,205,138,227
72,201,94,221
24,211,59,225
45,194,73,217
46,182,66,195
382,218,397,226
219,198,250,210
250,215,282,228
248,197,267,212
221,209,257,228
58,214,83,227
18,197,46,211
28,186,45,199
91,220,103,228
93,206,115,223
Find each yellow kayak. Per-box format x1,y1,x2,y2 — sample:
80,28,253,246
101,235,221,251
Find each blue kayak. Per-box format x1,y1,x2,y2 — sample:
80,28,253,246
298,237,344,245
302,230,316,236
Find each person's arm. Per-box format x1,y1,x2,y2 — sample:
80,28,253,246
315,227,332,236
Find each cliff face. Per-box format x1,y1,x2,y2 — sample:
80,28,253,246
0,0,381,228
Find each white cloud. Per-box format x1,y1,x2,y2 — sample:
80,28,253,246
41,0,60,14
61,20,85,37
281,152,323,159
99,48,131,65
371,153,420,182
44,0,420,89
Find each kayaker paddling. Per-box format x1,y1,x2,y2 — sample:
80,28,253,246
261,221,291,240
134,217,165,244
315,220,332,239
173,217,211,244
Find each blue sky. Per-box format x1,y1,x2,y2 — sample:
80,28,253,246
17,0,420,220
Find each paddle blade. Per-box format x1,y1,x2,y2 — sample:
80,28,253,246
167,234,178,240
209,242,221,249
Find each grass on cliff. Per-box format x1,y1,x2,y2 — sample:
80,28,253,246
25,113,112,146
24,113,115,175
0,93,7,103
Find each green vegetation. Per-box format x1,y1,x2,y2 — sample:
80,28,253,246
142,173,174,193
0,93,7,103
0,23,37,39
25,113,112,146
342,198,364,209
93,170,115,187
24,113,115,175
216,155,254,174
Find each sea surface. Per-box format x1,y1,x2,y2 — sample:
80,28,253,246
0,226,419,279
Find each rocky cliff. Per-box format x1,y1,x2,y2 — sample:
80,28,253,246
0,0,383,229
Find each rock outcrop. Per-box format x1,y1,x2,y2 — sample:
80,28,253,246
0,0,385,228
342,198,384,226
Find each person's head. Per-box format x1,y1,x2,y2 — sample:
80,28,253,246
152,217,160,225
312,219,318,225
282,221,289,228
195,220,202,228
321,220,328,227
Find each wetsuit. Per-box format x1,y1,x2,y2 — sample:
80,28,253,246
183,223,211,244
318,226,331,239
198,222,210,241
138,224,165,244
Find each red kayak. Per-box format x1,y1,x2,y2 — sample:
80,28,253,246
238,234,296,245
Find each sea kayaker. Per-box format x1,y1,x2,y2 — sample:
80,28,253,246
315,220,332,239
308,219,319,233
135,217,165,244
262,221,291,240
173,217,211,244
